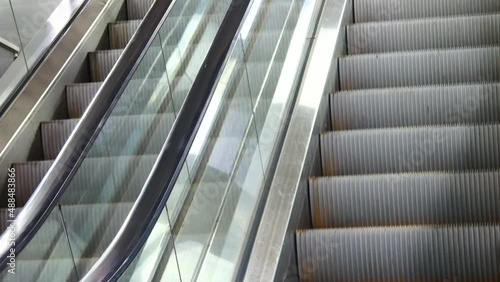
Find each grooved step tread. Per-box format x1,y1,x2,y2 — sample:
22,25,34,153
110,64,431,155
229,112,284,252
310,171,500,228
340,46,500,90
348,13,500,54
331,83,500,130
297,225,500,281
354,0,500,23
321,124,500,175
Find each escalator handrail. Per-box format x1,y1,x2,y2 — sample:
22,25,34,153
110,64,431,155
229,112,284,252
0,0,176,269
82,0,253,280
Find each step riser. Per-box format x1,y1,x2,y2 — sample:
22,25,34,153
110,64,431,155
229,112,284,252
109,20,141,49
310,172,500,228
321,125,500,175
332,84,500,130
89,50,122,82
354,0,500,22
348,15,500,54
297,226,500,281
126,0,154,20
340,47,500,90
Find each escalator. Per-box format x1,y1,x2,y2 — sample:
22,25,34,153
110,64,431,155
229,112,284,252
295,0,500,280
0,0,230,280
0,0,316,280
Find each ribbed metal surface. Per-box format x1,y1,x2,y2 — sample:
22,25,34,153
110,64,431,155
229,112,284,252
297,225,500,282
109,20,141,49
66,82,103,119
41,119,79,160
331,83,500,130
310,171,500,228
320,124,500,175
300,1,500,281
340,46,500,90
11,161,54,206
348,14,500,54
89,49,123,82
126,0,154,20
354,0,500,23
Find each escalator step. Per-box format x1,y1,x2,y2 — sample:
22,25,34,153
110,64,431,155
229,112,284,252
66,82,103,119
309,171,500,228
9,161,54,206
320,124,500,175
348,14,500,54
297,225,500,281
41,113,176,160
331,83,500,130
66,78,172,119
340,46,500,90
88,49,123,82
126,0,154,20
41,119,80,160
353,0,500,23
109,20,141,50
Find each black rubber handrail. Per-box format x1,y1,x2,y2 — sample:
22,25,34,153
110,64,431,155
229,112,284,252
82,0,252,280
0,0,175,270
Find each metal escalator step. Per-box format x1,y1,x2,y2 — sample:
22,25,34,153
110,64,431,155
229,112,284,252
340,46,500,90
88,49,123,82
321,124,500,176
297,225,500,281
109,20,141,49
354,0,500,23
331,83,500,130
66,78,171,119
126,0,154,20
41,113,176,160
309,171,500,228
61,202,133,261
41,119,80,160
60,155,157,205
348,14,500,55
9,161,53,206
66,82,103,119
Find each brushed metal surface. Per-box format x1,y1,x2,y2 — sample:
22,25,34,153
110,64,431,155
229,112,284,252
243,0,351,280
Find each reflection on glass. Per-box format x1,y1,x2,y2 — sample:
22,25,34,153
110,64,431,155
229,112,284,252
158,0,311,280
0,209,78,282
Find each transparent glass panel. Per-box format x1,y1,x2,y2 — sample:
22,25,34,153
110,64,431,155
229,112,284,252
156,0,316,280
159,0,232,113
119,208,181,282
1,0,246,279
0,209,78,281
57,34,171,277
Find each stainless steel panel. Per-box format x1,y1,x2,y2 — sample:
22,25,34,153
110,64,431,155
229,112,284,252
243,0,352,280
